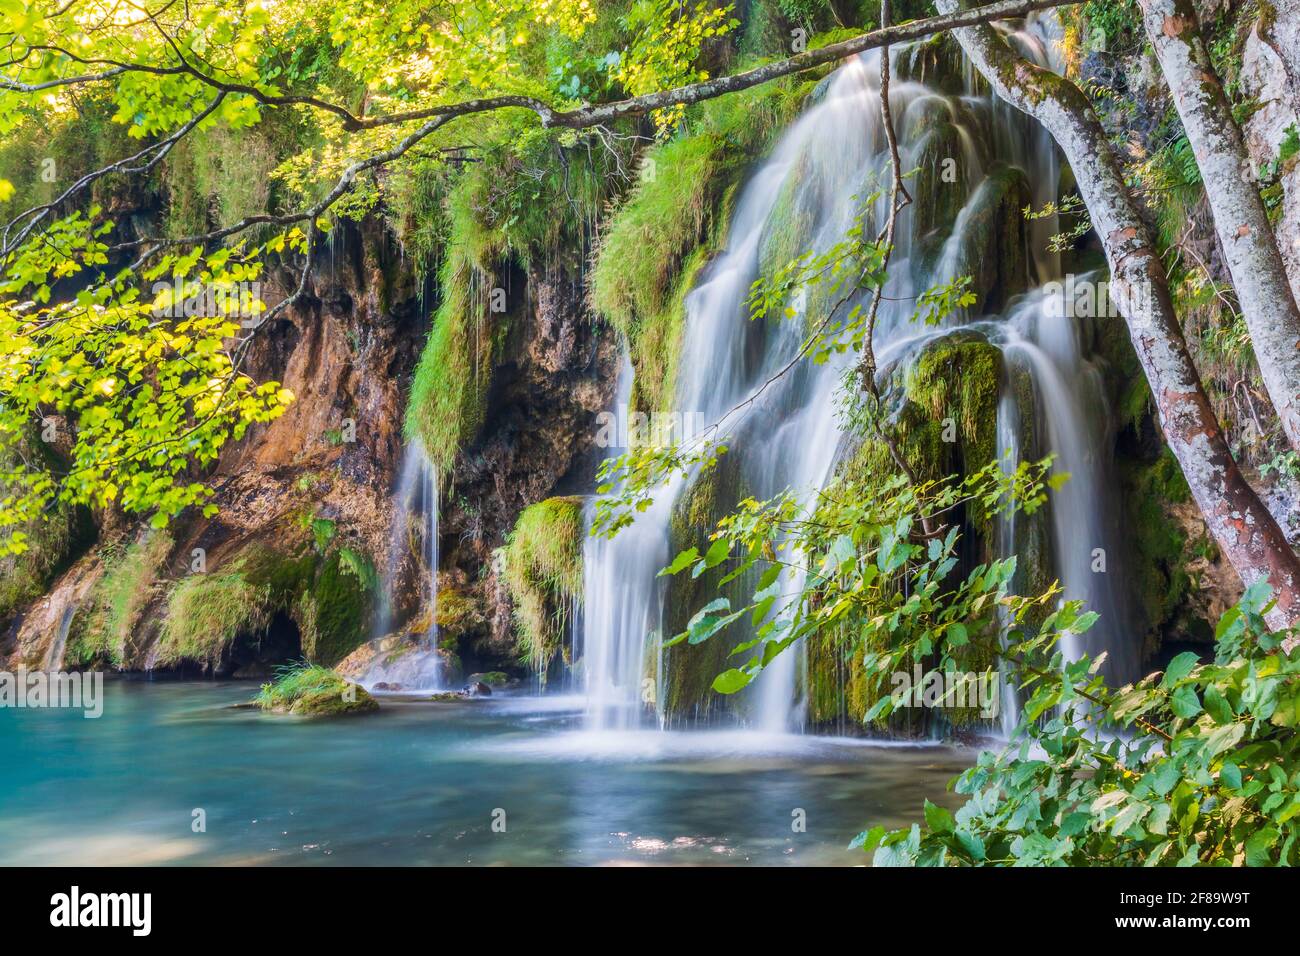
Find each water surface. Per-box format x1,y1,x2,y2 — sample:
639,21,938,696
0,680,976,865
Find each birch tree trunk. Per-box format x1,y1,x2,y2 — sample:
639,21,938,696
935,0,1300,626
1138,0,1300,453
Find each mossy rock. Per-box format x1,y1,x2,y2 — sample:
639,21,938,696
405,250,514,472
591,77,814,416
65,531,172,668
305,549,375,666
154,561,272,669
819,334,1006,733
1120,449,1199,657
661,454,751,722
254,664,378,717
927,163,1032,314
466,671,512,687
502,496,584,682
848,332,1003,535
153,536,377,672
437,586,487,637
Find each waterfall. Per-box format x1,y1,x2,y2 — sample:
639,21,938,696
995,387,1022,736
362,441,444,691
42,604,77,672
578,14,1139,733
580,356,674,729
995,287,1137,685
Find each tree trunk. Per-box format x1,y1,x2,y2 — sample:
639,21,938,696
1138,0,1300,453
936,0,1300,626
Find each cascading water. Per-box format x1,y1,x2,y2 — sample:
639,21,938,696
361,441,445,691
579,14,1140,734
579,355,674,728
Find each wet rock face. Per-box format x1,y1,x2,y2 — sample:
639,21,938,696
442,259,618,658
7,221,427,673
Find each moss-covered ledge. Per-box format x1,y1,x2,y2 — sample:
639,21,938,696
502,496,585,682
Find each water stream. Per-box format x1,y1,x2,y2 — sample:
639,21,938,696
361,441,445,691
577,15,1139,734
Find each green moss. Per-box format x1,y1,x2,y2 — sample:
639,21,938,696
661,456,751,722
306,549,374,666
1121,448,1197,656
467,671,511,687
165,124,278,239
308,516,337,551
153,536,375,670
156,562,272,668
404,246,509,473
591,78,813,413
0,96,137,224
902,334,1002,478
66,532,172,667
812,336,1004,731
0,504,80,628
254,662,378,716
0,434,94,626
436,586,487,638
806,624,874,727
842,334,1003,537
502,497,584,681
591,133,729,335
629,247,713,413
400,113,622,469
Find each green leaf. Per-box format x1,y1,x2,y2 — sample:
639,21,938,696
659,547,699,577
1203,684,1233,724
711,668,752,695
1160,651,1199,689
1170,685,1202,719
692,537,730,578
849,825,887,852
1245,827,1279,866
923,800,954,834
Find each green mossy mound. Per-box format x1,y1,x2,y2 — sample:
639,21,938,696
661,456,751,722
405,247,513,474
152,534,377,672
807,334,1004,730
591,78,817,414
254,663,378,717
847,333,1003,525
155,560,272,669
65,532,172,668
502,496,585,681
